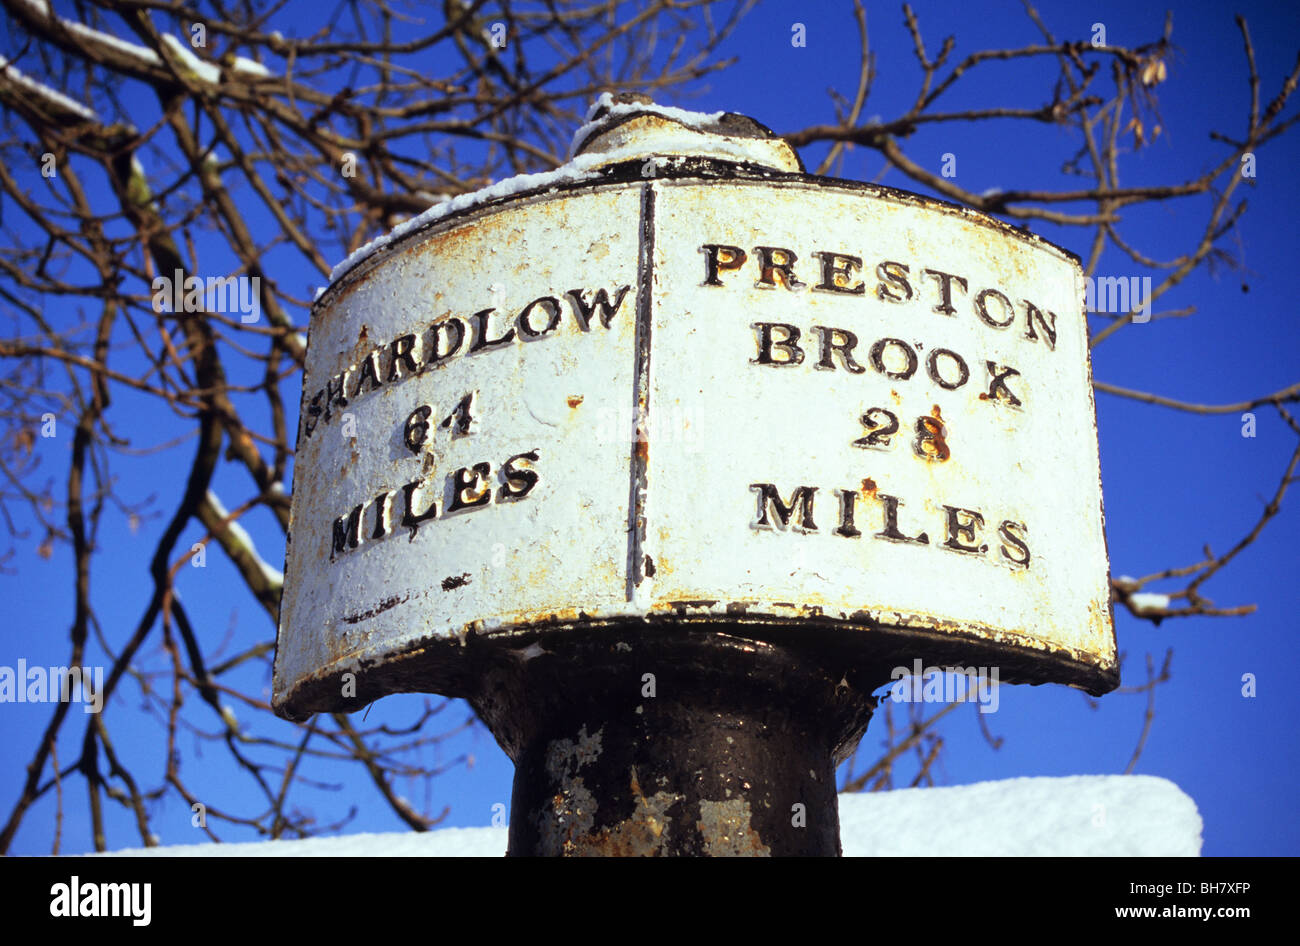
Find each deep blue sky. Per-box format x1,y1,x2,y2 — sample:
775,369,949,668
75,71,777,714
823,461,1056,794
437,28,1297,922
2,0,1297,856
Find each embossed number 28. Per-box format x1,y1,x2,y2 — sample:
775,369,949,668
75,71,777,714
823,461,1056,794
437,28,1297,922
853,407,950,462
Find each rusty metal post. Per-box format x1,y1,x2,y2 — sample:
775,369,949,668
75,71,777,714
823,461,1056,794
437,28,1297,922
272,93,1119,856
470,628,879,856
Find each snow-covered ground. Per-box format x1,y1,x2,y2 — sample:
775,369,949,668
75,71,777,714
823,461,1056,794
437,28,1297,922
836,775,1201,856
91,775,1200,856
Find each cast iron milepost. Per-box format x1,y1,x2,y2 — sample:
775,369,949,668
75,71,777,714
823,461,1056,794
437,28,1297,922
273,94,1118,856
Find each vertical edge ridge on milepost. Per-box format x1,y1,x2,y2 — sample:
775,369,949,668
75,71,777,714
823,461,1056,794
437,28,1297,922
626,183,657,602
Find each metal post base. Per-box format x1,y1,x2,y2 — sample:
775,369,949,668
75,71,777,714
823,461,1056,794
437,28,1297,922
468,626,880,856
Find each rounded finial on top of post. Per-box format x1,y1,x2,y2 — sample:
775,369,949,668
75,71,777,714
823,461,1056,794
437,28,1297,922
572,93,803,173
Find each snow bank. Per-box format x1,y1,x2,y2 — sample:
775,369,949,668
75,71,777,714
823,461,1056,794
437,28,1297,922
89,775,1200,857
838,775,1201,856
94,826,506,858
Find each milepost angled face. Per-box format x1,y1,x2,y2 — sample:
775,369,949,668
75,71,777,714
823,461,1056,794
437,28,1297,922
273,107,1117,721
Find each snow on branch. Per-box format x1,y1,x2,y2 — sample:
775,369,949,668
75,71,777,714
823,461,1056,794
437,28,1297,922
0,54,96,120
12,0,272,84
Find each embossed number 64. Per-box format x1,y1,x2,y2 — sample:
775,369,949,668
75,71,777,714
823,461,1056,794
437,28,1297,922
403,392,476,455
853,407,950,462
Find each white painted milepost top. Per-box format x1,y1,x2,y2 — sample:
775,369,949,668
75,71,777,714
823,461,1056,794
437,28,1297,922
273,98,1117,721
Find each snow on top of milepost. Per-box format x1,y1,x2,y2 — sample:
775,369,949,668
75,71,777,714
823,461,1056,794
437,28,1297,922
565,92,728,159
326,96,768,286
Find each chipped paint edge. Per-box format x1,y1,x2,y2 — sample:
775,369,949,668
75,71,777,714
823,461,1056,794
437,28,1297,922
274,599,1119,720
